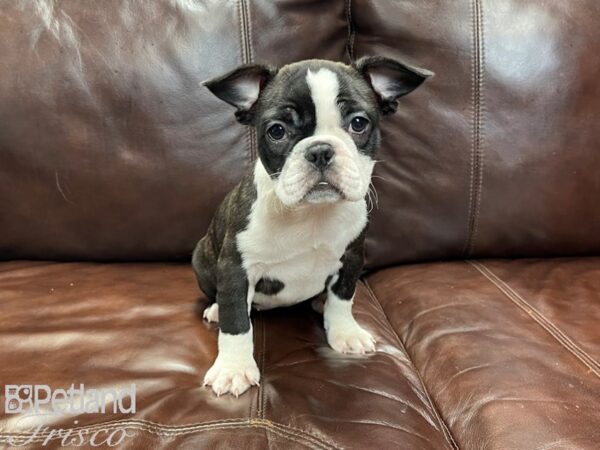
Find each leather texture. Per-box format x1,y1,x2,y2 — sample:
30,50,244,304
354,0,600,268
1,259,598,448
0,0,348,262
0,261,453,449
2,0,599,267
366,259,600,449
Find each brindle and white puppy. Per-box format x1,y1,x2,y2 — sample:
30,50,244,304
193,57,431,396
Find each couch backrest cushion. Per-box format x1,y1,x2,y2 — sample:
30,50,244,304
2,0,599,269
354,0,600,269
0,0,349,261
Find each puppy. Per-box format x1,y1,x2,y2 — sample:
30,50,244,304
193,57,431,396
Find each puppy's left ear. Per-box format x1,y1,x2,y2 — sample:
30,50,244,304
354,56,433,116
203,64,277,124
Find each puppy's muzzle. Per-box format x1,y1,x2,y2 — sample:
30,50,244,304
304,142,334,170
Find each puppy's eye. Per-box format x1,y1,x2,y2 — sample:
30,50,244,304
349,116,369,134
267,124,286,141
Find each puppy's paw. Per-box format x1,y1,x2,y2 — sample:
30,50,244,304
327,322,376,354
203,358,260,397
203,303,219,323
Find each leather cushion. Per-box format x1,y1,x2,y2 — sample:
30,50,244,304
354,0,600,268
0,261,452,449
0,0,349,262
366,258,600,449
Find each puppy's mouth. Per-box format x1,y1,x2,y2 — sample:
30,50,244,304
302,179,343,204
313,180,339,192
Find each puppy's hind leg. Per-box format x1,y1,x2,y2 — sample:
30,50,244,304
192,237,218,300
311,297,324,314
203,303,219,323
193,237,221,324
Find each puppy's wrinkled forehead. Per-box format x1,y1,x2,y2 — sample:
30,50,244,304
258,61,377,127
204,56,432,127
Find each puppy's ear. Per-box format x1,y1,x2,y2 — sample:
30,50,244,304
203,64,277,124
354,56,433,116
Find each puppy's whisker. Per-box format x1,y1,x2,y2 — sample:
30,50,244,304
366,189,374,214
369,182,379,204
368,183,379,210
367,191,374,213
370,175,389,183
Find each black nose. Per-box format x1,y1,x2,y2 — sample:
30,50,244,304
305,143,334,169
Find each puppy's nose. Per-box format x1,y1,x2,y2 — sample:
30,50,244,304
305,143,334,169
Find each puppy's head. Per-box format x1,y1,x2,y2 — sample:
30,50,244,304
204,57,432,207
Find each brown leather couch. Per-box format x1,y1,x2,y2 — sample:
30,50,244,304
1,1,599,449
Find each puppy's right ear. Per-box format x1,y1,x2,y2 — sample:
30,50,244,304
203,64,277,125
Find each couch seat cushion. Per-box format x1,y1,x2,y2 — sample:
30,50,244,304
0,261,452,449
366,258,600,450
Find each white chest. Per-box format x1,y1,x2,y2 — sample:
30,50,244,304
237,198,367,310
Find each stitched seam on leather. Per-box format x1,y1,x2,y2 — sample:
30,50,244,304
471,0,486,255
0,419,337,449
238,0,256,164
258,312,267,419
254,316,261,418
0,423,325,449
463,0,477,255
0,418,244,436
362,280,459,450
463,0,486,257
261,424,323,450
244,0,254,63
243,0,258,162
345,0,355,61
250,316,260,418
468,261,600,379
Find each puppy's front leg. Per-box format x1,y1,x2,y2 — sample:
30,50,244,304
203,257,259,397
324,233,376,354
